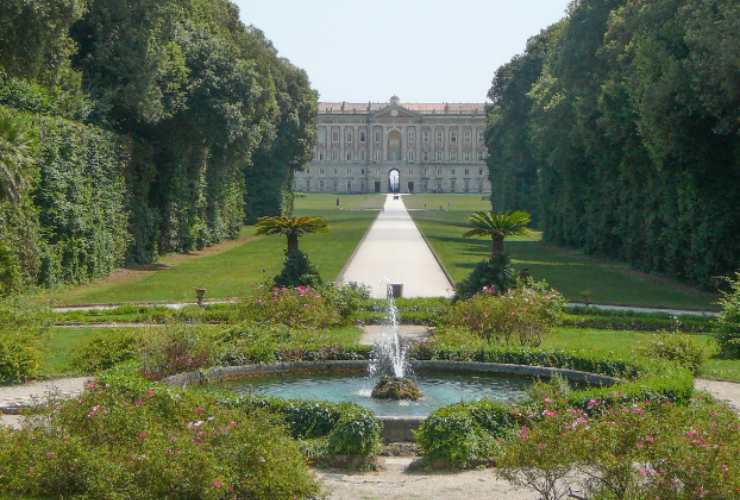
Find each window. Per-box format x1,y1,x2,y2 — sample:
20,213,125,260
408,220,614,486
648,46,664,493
374,129,382,143
464,129,472,145
436,130,443,145
408,151,415,162
360,151,366,161
477,129,484,144
319,127,327,145
318,152,324,161
306,168,310,174
373,150,381,162
463,151,471,161
451,169,456,175
450,129,458,144
319,179,324,191
320,168,325,175
479,168,484,175
435,151,442,161
345,128,353,144
423,151,429,161
334,168,338,175
422,129,430,144
332,128,339,143
407,127,416,143
359,129,366,143
450,151,457,161
346,151,352,161
408,168,413,175
331,151,338,161
465,169,469,176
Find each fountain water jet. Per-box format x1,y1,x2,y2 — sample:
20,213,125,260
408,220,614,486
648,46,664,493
368,284,422,400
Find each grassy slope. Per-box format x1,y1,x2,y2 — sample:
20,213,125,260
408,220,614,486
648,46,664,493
404,194,718,310
44,195,384,305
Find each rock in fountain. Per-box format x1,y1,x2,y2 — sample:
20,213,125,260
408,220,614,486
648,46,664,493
368,285,422,401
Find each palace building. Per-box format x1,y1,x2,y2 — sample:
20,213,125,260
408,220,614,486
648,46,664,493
294,96,491,194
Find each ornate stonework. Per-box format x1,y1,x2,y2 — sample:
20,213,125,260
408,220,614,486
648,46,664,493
294,96,491,194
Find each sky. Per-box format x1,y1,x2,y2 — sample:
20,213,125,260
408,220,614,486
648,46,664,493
234,0,571,103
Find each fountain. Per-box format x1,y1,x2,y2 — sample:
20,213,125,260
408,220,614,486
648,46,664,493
367,285,422,401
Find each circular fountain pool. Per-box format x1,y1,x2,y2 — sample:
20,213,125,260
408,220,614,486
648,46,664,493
213,369,532,417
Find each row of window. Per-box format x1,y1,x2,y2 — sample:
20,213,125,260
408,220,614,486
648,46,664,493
303,167,486,177
319,126,485,146
315,149,487,162
298,178,488,194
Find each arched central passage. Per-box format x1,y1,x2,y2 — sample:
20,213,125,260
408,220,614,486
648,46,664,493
388,169,400,193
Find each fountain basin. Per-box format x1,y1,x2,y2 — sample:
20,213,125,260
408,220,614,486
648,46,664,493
165,361,619,441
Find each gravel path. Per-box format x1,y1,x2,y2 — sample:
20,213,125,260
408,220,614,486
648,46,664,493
339,195,454,299
0,377,93,414
315,456,539,500
695,378,740,412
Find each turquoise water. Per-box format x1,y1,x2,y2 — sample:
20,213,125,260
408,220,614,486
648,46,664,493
216,371,532,417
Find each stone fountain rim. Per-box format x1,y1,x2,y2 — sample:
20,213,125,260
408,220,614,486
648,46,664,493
162,360,621,442
162,359,621,395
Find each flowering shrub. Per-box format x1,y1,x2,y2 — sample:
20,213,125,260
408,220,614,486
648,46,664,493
497,396,740,500
715,271,740,358
446,281,564,346
0,383,318,498
139,326,215,380
638,333,707,374
73,329,140,372
239,284,341,328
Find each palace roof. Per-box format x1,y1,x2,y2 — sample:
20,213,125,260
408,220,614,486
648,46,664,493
318,100,485,115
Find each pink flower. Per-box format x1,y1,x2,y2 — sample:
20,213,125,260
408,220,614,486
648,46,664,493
686,429,699,439
519,426,530,441
538,443,547,450
139,431,149,441
146,388,156,398
586,399,600,410
645,434,655,445
212,480,223,489
544,410,557,417
195,406,206,415
46,452,57,460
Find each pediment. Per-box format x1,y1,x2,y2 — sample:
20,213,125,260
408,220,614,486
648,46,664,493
371,104,421,120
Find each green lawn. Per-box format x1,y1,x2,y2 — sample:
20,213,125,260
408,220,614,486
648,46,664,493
45,195,384,305
404,194,718,310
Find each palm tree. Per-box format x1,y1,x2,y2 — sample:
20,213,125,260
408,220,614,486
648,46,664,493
463,210,531,259
0,110,35,205
255,215,328,253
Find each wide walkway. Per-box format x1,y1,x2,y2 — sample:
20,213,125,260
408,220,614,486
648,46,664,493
339,195,454,299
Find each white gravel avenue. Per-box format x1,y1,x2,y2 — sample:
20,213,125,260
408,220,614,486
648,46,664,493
339,194,454,299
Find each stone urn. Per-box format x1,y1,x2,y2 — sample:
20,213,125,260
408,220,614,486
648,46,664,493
195,288,207,307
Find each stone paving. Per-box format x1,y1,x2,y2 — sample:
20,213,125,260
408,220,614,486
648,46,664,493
0,377,92,414
339,194,454,299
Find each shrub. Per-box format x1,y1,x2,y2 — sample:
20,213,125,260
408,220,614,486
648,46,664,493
274,248,322,287
416,401,510,469
230,396,383,466
0,297,47,384
139,326,215,380
454,254,517,300
72,330,140,373
0,383,319,498
446,281,564,346
320,282,370,320
715,272,740,358
497,396,740,500
239,284,341,328
638,333,707,374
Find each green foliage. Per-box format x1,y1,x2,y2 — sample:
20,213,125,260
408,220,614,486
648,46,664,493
230,396,383,465
273,249,323,288
72,330,140,373
416,401,518,469
447,281,564,346
139,326,216,380
561,308,713,333
238,284,341,328
0,297,48,384
715,272,740,358
497,397,740,500
454,254,517,300
639,333,707,374
487,0,740,287
0,382,319,498
464,210,531,258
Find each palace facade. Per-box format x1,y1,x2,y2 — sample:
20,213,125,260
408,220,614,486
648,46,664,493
294,96,491,194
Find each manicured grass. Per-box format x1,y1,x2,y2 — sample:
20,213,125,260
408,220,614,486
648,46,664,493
41,327,145,377
294,193,385,210
40,325,363,377
45,195,382,305
404,194,718,310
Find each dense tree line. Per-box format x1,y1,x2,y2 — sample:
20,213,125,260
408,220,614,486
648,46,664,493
0,0,316,293
486,0,739,287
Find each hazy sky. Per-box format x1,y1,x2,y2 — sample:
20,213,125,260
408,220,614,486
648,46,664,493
234,1,571,103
